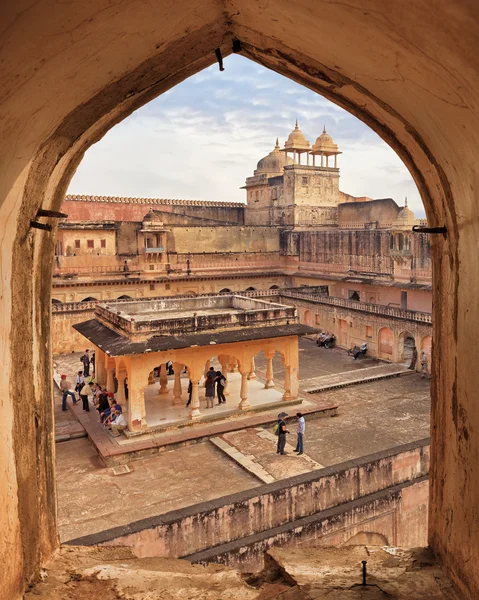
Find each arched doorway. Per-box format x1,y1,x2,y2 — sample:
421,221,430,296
303,310,312,326
378,327,394,360
219,288,231,293
81,296,98,302
117,295,133,300
398,331,416,364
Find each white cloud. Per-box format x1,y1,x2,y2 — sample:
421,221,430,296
68,55,425,217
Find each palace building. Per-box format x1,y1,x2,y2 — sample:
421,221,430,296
52,122,432,365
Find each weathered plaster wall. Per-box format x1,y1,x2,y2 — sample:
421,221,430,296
187,478,429,572
63,197,245,224
59,228,116,257
65,441,429,560
168,226,279,254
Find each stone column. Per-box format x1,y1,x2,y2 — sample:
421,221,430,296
203,360,210,386
247,356,256,380
290,364,299,400
148,370,155,385
172,362,183,405
106,367,115,393
190,380,201,419
265,352,275,388
238,370,250,410
159,364,169,394
116,373,126,408
219,356,230,396
96,351,106,385
283,365,292,400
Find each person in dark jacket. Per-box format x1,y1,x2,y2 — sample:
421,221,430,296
80,349,91,377
216,371,227,404
276,411,289,455
205,367,217,408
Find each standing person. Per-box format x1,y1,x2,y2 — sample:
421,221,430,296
79,380,91,412
75,370,84,400
80,349,91,377
420,351,429,378
409,346,418,370
205,367,217,409
216,370,227,404
186,380,192,407
91,350,96,374
60,374,76,411
124,376,129,401
276,411,289,455
295,412,305,455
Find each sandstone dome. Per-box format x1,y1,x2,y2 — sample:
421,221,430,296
311,126,340,154
284,120,310,150
254,139,294,175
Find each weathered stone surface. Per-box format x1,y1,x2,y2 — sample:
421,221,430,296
25,546,259,599
264,546,463,599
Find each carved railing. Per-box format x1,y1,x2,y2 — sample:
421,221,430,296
278,290,432,323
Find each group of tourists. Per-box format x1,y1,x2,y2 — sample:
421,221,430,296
275,411,305,456
316,331,336,348
59,348,128,437
186,367,227,408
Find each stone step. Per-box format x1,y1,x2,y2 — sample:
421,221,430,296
303,364,412,394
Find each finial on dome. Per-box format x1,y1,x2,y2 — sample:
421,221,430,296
275,137,280,149
405,196,408,207
295,119,299,129
323,125,327,133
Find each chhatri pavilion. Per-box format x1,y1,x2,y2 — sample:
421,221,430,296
74,294,316,432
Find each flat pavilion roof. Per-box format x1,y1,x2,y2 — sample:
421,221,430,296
73,319,317,357
73,294,317,356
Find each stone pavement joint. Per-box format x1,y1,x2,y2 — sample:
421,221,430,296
210,437,275,484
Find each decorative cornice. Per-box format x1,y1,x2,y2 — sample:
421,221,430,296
64,194,245,209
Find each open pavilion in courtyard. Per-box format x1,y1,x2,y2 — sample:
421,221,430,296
74,294,316,433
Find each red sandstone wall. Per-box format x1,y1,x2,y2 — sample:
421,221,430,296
62,199,245,224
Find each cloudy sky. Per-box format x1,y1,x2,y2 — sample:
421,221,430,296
68,54,425,217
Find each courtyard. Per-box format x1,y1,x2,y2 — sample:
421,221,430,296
55,338,430,542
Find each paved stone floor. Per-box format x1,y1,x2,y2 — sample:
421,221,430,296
55,339,430,541
56,437,259,542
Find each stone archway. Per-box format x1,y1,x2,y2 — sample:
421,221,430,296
398,330,416,364
2,3,478,597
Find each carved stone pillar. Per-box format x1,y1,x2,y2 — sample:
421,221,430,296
148,370,155,385
190,380,201,418
116,374,126,408
96,351,106,385
159,364,169,394
238,370,250,410
283,365,292,400
247,356,256,380
172,362,183,405
203,360,210,386
265,352,275,388
106,367,115,393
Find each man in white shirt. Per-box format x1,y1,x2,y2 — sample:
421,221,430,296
110,410,127,437
295,412,305,455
